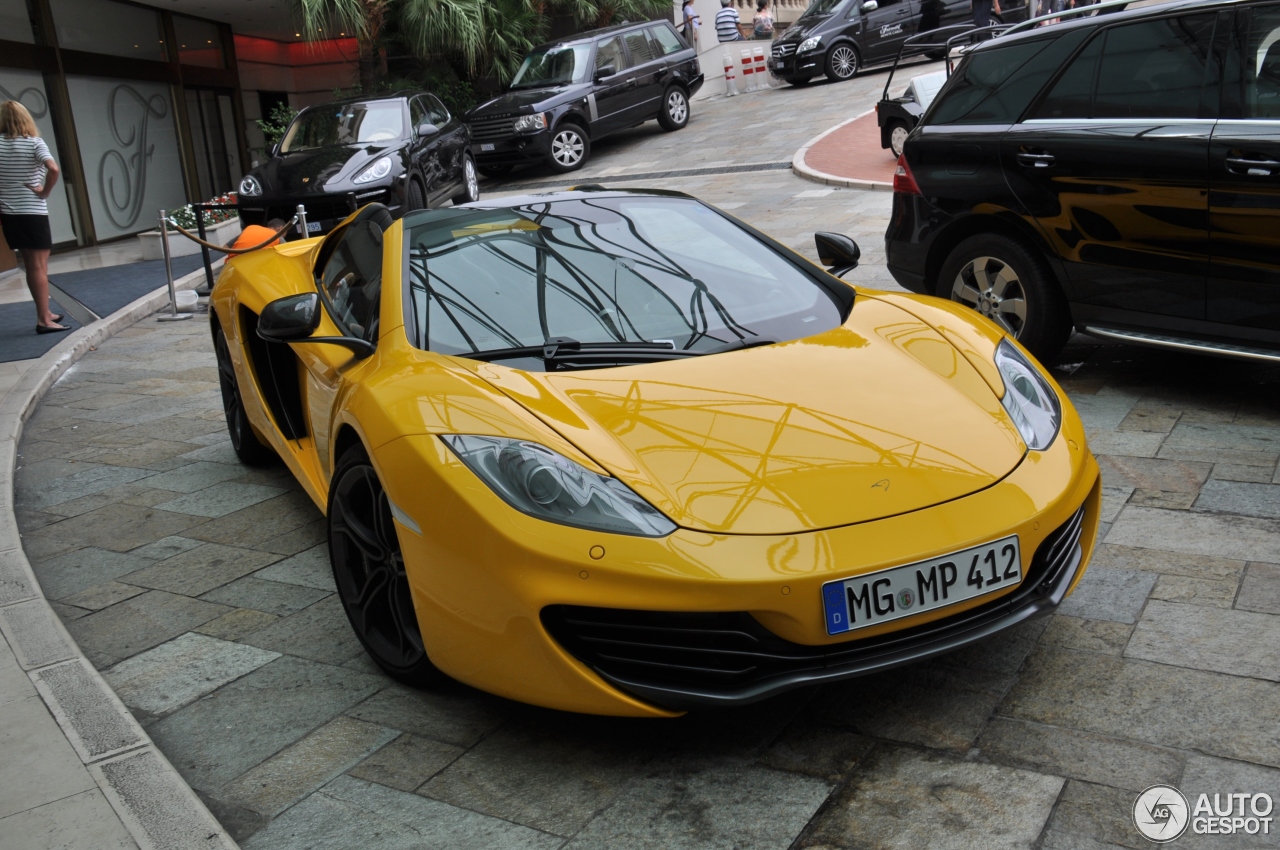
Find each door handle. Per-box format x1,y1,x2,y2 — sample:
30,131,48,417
1016,152,1055,168
1226,156,1280,176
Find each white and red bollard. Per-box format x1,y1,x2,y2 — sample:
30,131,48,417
740,49,756,92
723,50,738,97
753,46,769,88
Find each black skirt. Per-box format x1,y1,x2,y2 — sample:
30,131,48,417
0,213,53,251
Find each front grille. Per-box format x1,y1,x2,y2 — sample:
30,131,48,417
468,116,517,141
543,503,1087,709
772,43,797,58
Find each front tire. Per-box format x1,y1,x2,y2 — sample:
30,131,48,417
328,445,443,687
657,86,690,131
825,44,859,81
546,123,590,173
451,155,480,206
938,233,1071,363
214,328,274,466
406,178,426,212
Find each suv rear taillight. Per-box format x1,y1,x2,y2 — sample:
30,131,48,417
893,154,921,196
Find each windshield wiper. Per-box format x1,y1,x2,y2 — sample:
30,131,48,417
466,336,777,367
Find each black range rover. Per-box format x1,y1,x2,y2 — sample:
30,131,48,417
464,20,703,174
887,0,1280,364
770,0,1029,85
238,92,478,238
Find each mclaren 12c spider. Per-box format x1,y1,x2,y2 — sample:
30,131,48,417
210,189,1101,717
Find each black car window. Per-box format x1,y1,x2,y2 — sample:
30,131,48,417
410,97,429,134
798,0,845,21
595,35,628,75
1032,31,1103,119
649,24,685,55
404,197,846,368
623,29,658,65
319,219,384,341
1092,14,1218,119
426,94,450,126
928,39,1055,124
1226,5,1280,118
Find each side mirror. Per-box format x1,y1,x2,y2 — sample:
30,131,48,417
815,232,861,277
861,0,879,11
416,122,439,137
257,292,375,357
594,63,616,81
269,142,279,158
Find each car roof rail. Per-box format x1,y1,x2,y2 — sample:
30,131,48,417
882,24,994,101
1003,0,1148,37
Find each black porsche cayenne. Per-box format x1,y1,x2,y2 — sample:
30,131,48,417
237,92,479,238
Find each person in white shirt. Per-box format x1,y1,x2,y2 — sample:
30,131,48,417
0,101,65,333
716,0,743,42
682,0,700,41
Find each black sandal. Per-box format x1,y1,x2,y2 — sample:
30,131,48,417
36,324,70,334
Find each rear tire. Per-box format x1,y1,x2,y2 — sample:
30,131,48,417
657,86,690,131
328,445,444,688
825,44,859,81
451,155,480,206
214,328,275,466
937,233,1071,363
888,121,909,157
546,122,590,173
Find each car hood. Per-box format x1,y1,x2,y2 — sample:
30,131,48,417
466,85,585,118
254,144,399,194
472,297,1026,535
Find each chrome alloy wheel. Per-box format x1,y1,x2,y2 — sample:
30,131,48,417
552,127,586,168
330,463,425,672
951,255,1028,337
464,157,479,202
829,45,858,79
666,90,688,124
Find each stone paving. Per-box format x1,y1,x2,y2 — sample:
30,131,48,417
12,73,1280,849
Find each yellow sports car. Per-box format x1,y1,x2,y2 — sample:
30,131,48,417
211,190,1100,717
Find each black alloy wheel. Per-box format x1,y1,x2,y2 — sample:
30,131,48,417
407,178,426,211
214,328,275,466
938,233,1072,363
657,86,690,131
547,123,590,173
825,44,859,81
452,155,481,205
328,445,443,686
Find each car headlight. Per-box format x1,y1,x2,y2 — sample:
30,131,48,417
353,156,393,184
798,36,822,53
239,175,262,196
442,434,676,537
514,113,547,133
995,339,1061,451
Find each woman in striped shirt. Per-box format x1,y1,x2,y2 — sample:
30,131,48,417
1,101,66,333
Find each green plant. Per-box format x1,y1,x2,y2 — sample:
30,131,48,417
163,193,239,231
256,103,299,147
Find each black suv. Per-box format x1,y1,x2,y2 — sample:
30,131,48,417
769,0,1029,86
887,0,1280,364
463,20,703,174
238,92,478,237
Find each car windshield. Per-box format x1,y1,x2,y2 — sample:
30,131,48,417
509,45,592,89
798,0,844,20
403,195,846,370
280,101,404,153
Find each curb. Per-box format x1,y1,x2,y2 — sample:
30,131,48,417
791,109,894,192
0,264,239,850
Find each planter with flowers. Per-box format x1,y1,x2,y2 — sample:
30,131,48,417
138,193,242,260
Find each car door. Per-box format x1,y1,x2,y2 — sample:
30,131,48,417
1207,3,1280,332
860,0,918,65
424,95,465,206
590,35,633,136
620,27,666,123
409,96,444,206
295,216,386,482
1002,12,1221,322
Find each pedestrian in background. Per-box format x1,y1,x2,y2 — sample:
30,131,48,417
682,0,700,42
0,101,65,334
753,0,774,39
972,0,1001,29
717,0,743,42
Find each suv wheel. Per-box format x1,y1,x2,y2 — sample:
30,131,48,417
452,155,480,205
826,44,859,81
547,123,590,173
407,178,426,211
938,234,1071,363
658,86,690,131
888,121,909,157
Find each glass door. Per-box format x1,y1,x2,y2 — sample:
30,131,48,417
185,88,241,199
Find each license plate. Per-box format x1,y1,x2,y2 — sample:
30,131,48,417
822,535,1021,635
480,143,495,152
307,221,322,233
